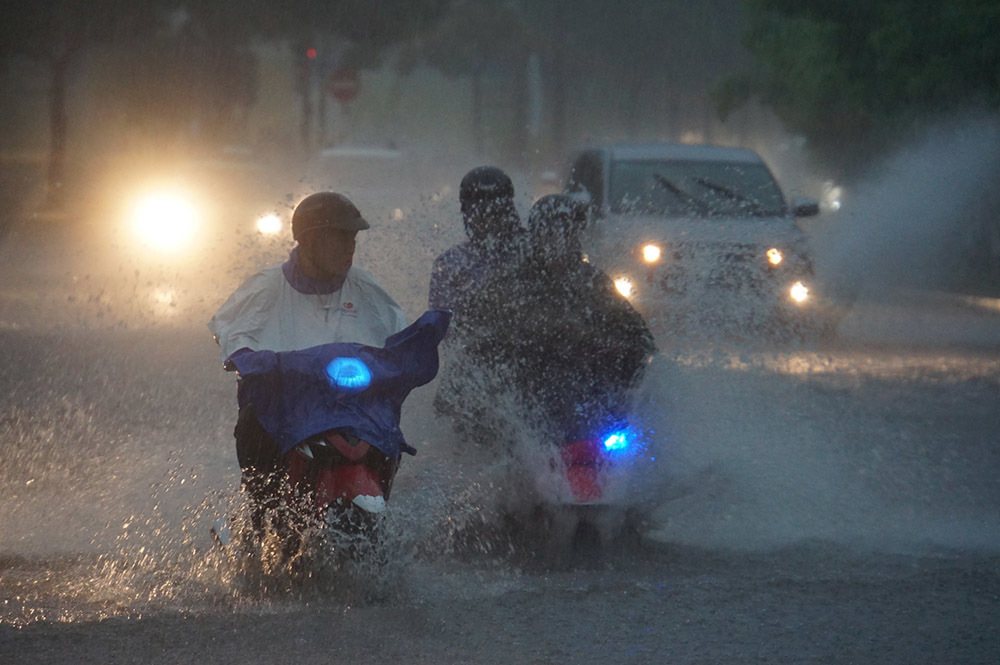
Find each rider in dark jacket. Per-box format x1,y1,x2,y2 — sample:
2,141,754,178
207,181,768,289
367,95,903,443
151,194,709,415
467,194,656,441
428,166,524,317
428,167,527,432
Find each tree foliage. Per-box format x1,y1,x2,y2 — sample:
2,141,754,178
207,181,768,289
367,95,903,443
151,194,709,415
0,0,452,197
719,0,1000,173
419,0,537,77
411,0,747,160
275,0,450,69
0,0,160,65
0,0,164,199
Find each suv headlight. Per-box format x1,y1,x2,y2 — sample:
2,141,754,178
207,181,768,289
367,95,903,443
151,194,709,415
789,281,809,303
642,243,662,264
766,247,783,266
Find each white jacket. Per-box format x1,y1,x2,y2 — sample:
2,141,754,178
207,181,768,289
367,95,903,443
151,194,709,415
209,262,407,362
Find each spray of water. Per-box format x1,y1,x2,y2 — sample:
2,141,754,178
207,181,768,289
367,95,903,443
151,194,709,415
2,143,999,628
641,340,1000,554
621,116,1000,553
811,114,1000,299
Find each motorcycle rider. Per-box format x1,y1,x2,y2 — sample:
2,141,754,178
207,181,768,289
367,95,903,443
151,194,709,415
212,191,406,359
427,166,528,431
209,191,407,537
469,193,656,440
427,165,524,317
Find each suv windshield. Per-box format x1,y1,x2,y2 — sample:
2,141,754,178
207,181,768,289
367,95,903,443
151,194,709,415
608,159,787,218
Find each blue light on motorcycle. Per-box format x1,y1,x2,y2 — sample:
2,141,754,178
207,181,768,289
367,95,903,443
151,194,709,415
603,430,630,452
325,357,372,392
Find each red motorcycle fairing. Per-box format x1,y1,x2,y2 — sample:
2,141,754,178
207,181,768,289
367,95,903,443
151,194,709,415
315,465,384,507
560,438,607,504
284,431,396,516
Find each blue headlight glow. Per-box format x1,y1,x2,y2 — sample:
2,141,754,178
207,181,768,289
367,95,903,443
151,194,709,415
603,429,630,452
325,357,372,392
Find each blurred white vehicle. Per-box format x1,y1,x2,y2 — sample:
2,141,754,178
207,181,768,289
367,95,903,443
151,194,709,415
564,143,834,340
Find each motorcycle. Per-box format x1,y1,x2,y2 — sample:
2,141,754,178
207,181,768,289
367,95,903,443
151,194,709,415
211,310,450,569
440,347,652,558
553,423,642,506
513,404,650,557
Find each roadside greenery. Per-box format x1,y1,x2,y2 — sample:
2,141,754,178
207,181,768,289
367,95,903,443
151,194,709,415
0,0,448,203
717,0,1000,175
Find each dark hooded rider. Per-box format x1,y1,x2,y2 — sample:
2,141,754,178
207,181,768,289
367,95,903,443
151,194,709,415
427,166,526,431
473,194,656,438
428,165,524,319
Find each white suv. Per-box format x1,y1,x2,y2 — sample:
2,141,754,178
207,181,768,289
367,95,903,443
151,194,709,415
564,143,828,339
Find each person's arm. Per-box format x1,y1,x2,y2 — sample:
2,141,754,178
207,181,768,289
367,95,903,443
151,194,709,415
428,252,454,310
208,272,274,363
587,269,656,384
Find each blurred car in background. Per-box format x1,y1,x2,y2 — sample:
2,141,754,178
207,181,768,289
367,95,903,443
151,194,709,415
563,142,834,341
91,150,292,262
66,152,301,325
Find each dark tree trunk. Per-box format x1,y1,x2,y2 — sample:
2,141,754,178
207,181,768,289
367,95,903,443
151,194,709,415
300,73,315,150
46,55,71,206
547,8,570,163
472,61,484,157
509,53,529,167
43,7,88,209
624,69,645,141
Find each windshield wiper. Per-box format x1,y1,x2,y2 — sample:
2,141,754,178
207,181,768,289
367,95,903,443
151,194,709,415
692,177,768,216
653,173,710,215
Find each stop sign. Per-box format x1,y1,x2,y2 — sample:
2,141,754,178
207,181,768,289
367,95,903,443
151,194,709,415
328,69,361,103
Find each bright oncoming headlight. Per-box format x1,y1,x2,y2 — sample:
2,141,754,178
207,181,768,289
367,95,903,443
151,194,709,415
767,248,783,266
642,243,662,263
789,281,809,303
257,214,282,235
130,190,198,252
614,277,634,299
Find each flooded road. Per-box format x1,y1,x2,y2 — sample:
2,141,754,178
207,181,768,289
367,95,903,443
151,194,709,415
1,187,999,663
1,317,998,663
4,544,998,664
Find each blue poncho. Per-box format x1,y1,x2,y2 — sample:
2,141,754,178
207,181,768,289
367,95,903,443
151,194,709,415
228,310,451,458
